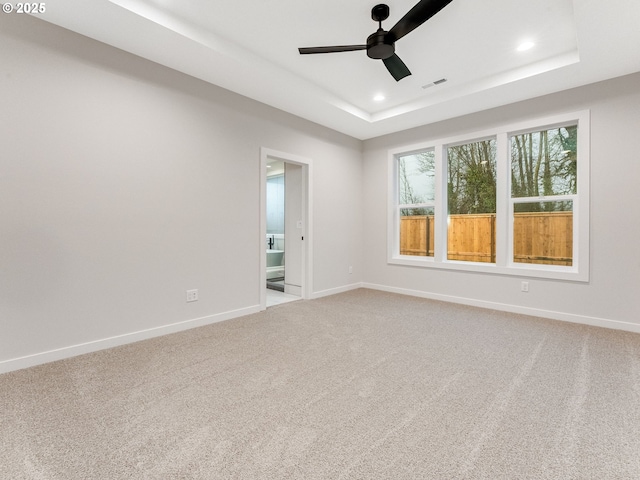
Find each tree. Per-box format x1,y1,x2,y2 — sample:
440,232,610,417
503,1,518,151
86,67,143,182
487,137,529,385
398,157,428,215
399,153,434,216
447,140,496,214
511,126,577,212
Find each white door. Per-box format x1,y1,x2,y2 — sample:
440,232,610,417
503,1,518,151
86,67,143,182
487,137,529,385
284,163,303,296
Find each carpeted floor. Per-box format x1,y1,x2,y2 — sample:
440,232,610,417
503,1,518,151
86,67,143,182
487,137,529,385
1,289,640,479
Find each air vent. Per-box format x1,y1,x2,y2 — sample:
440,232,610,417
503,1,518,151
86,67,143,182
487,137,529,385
422,78,448,89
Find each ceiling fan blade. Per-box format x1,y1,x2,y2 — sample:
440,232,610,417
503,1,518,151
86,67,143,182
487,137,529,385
382,54,411,81
387,0,453,42
298,45,367,55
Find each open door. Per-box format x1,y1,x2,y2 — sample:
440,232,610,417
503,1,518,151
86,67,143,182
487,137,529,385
284,162,303,296
260,148,312,310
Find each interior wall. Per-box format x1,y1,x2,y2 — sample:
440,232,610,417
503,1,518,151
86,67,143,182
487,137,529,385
0,15,363,371
3,14,637,373
362,72,640,330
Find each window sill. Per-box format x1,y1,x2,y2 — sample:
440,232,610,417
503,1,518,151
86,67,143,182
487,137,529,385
388,255,588,282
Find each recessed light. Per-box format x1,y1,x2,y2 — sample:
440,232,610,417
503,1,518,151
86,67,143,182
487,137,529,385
373,94,386,102
517,41,535,52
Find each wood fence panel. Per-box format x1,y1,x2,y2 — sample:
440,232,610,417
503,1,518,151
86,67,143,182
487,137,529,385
399,216,434,256
400,212,572,265
513,211,572,265
447,214,495,263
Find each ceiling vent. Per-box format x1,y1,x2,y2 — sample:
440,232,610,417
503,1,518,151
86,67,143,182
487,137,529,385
422,78,448,89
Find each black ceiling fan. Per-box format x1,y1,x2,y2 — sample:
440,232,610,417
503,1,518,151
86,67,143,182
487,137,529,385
298,0,453,81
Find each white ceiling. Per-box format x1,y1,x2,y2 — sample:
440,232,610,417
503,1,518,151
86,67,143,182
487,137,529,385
36,0,640,140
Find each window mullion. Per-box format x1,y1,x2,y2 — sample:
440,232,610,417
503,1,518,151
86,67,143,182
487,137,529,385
495,133,509,267
434,145,446,262
398,203,434,209
512,194,576,203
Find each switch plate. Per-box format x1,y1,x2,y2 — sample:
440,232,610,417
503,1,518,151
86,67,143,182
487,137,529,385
186,289,199,302
521,281,529,293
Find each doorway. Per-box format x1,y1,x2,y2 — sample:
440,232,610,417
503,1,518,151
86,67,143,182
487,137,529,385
260,148,312,310
265,160,286,292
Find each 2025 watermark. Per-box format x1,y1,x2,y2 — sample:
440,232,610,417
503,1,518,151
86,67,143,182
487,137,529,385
2,3,46,14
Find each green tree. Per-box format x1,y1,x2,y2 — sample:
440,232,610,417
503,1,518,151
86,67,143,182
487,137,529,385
511,126,577,212
447,140,496,214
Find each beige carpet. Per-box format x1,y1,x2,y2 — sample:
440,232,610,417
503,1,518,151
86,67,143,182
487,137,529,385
2,289,640,479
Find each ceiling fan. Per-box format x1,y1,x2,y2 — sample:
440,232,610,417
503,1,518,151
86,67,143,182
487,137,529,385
298,0,453,81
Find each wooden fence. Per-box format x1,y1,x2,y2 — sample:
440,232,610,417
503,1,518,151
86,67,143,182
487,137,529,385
400,212,572,265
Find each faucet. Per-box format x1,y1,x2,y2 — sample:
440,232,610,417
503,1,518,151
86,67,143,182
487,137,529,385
268,236,275,249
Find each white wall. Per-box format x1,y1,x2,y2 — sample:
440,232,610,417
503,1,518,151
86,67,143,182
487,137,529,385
0,15,363,372
362,73,640,331
3,14,638,374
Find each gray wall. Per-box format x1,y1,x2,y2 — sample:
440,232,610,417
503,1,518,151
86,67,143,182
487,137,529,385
2,12,639,373
362,73,640,330
0,15,363,370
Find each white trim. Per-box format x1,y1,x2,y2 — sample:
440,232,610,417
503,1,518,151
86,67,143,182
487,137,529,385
387,152,397,262
362,283,640,334
260,148,313,311
311,282,363,299
434,145,445,262
495,132,509,268
0,305,262,375
285,284,302,296
385,255,583,281
260,151,268,310
387,110,590,282
575,111,590,280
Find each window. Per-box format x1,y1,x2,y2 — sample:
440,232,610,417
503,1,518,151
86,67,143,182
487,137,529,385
388,111,589,281
510,126,577,266
447,139,496,263
398,150,435,257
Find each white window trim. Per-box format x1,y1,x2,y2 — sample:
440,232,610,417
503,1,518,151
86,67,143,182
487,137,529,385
387,110,590,282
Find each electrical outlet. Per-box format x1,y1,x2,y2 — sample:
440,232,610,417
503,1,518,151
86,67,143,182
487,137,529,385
349,266,353,274
186,289,199,302
521,281,529,293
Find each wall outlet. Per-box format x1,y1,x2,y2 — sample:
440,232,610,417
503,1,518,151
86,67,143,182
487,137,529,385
186,289,199,302
349,266,353,274
521,281,529,293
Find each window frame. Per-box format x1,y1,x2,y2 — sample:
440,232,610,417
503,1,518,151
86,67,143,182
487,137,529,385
396,149,437,257
387,110,590,282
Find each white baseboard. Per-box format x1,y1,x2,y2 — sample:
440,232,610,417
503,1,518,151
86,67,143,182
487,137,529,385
362,283,640,334
312,282,363,299
0,305,262,375
5,282,635,375
285,284,302,296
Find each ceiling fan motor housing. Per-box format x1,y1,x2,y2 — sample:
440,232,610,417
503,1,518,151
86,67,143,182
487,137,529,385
367,30,395,59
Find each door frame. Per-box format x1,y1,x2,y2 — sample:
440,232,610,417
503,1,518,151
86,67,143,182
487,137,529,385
260,147,313,310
